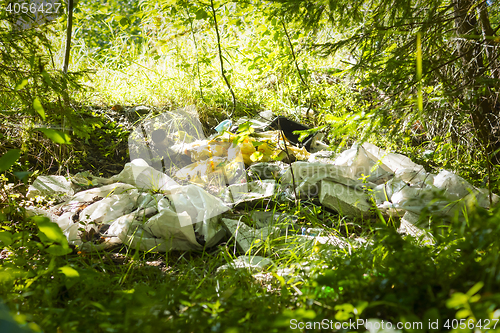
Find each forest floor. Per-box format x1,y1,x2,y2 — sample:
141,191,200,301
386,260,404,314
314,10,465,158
1,101,500,333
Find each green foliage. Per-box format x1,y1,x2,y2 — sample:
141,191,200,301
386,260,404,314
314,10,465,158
32,98,45,121
1,0,500,331
35,128,72,145
33,216,72,256
0,301,35,333
0,210,290,332
270,0,500,169
72,0,145,66
291,207,500,330
0,198,499,331
0,150,21,173
0,0,91,152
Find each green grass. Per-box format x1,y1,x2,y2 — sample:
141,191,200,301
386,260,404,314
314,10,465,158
2,196,500,332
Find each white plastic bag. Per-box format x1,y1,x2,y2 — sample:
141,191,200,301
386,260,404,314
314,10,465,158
362,142,424,173
333,144,391,183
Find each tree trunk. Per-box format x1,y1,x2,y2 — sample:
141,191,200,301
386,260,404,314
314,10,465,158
454,0,500,164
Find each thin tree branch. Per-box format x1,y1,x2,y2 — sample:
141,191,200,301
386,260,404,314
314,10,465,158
210,0,236,116
63,0,74,74
281,18,313,116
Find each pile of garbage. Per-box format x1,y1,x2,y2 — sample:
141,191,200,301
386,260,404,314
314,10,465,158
26,106,498,254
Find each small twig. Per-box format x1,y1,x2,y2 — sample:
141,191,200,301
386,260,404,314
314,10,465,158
63,0,74,74
210,0,236,116
484,145,493,206
281,18,313,116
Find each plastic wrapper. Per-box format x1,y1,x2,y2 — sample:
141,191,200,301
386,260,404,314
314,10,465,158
128,106,205,175
110,159,180,192
319,180,372,218
225,180,276,205
26,175,74,202
281,162,373,198
433,170,475,201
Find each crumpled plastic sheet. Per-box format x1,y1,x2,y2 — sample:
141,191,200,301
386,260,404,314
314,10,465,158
398,211,435,244
333,144,392,184
362,142,424,173
221,218,281,254
225,180,276,206
26,175,75,201
374,167,499,217
371,145,499,216
281,143,399,198
282,141,498,221
281,162,374,198
28,159,229,252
